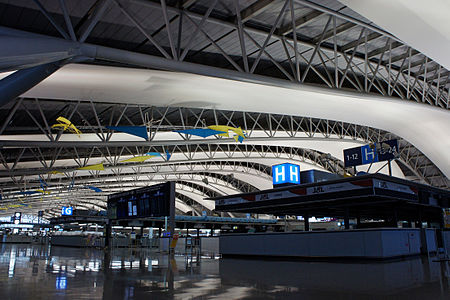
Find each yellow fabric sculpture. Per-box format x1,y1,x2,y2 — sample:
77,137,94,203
77,163,105,171
207,125,246,142
120,155,157,163
51,116,82,137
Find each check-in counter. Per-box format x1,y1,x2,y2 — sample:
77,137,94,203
444,231,450,253
160,236,219,254
220,229,428,259
0,235,32,244
111,236,130,247
51,234,104,247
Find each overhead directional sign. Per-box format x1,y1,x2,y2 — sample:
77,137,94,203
61,206,73,216
377,139,399,161
361,144,378,165
344,139,398,168
343,146,363,167
272,163,300,186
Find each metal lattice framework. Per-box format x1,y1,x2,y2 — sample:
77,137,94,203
0,0,448,108
0,99,448,217
0,0,449,217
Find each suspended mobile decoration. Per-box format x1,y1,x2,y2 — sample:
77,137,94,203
84,185,103,193
77,163,105,171
174,125,247,143
51,116,82,137
120,156,156,163
106,126,148,140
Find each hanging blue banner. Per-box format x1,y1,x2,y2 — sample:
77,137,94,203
174,128,226,138
84,185,103,193
106,126,148,140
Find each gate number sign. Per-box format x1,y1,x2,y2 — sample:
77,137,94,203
343,139,398,168
61,206,73,216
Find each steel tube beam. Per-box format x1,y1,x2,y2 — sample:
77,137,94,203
0,36,80,72
0,136,360,148
0,61,63,107
293,0,401,43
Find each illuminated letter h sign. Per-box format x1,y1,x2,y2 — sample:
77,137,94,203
272,163,300,186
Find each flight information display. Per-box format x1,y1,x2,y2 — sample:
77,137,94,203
107,182,175,220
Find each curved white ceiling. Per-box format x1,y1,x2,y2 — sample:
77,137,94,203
339,0,450,70
2,64,449,178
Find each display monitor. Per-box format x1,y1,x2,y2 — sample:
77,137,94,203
107,182,175,220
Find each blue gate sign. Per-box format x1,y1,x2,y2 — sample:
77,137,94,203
343,146,363,167
61,206,73,216
272,163,300,185
361,144,379,165
343,139,399,168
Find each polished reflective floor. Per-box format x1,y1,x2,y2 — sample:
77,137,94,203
0,244,449,299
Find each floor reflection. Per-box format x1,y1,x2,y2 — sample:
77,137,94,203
0,244,448,299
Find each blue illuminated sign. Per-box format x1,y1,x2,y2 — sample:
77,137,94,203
61,206,73,216
56,276,67,290
272,163,300,186
361,144,379,165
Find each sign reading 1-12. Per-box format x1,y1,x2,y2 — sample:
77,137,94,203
343,147,363,167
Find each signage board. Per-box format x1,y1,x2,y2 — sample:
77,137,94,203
56,276,67,290
343,139,398,168
61,206,73,216
343,146,362,167
216,177,417,207
107,182,175,220
377,139,399,161
272,163,300,186
361,144,379,165
13,212,21,224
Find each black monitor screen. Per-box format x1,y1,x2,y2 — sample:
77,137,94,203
107,182,174,220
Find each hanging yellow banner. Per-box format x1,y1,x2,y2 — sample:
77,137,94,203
51,116,82,137
48,170,63,175
35,189,51,195
120,155,156,163
77,163,104,171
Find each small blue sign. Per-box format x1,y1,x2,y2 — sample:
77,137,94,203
56,276,67,290
272,163,300,185
361,144,379,165
61,206,73,216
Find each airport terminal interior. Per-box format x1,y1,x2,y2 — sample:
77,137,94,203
0,0,449,299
